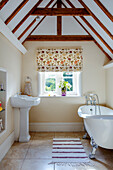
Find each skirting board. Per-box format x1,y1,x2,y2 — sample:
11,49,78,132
0,131,14,161
29,122,84,132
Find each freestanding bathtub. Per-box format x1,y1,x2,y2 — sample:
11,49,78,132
78,105,113,158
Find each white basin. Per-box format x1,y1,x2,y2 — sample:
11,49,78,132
10,94,40,142
11,94,40,108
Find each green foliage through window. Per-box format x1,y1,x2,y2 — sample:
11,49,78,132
64,78,73,91
45,78,56,91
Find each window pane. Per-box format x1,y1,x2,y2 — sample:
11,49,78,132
45,78,56,91
64,78,73,91
63,72,73,77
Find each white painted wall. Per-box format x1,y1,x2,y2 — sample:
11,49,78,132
0,33,22,145
22,41,108,123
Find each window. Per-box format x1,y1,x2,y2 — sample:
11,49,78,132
45,73,56,91
63,72,73,92
38,72,82,97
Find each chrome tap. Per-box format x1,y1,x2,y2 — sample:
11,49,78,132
85,93,101,115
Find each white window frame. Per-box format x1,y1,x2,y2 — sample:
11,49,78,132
38,72,82,97
62,72,75,95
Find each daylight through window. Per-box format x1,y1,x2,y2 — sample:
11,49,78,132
38,72,82,97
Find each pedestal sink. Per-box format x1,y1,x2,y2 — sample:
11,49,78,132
10,94,40,142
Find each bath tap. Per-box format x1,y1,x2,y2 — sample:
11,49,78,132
85,93,101,115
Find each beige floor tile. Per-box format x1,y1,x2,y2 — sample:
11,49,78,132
90,159,113,170
21,159,54,170
26,145,52,159
31,139,53,147
96,147,113,157
1,132,113,170
33,132,55,139
12,141,30,149
55,132,75,138
0,159,23,170
73,132,85,139
5,148,28,159
55,164,97,170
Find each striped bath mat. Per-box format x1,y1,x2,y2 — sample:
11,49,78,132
51,138,90,166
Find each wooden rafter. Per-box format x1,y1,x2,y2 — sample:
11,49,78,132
12,0,44,33
81,16,113,53
78,0,113,40
26,35,93,41
5,0,29,25
62,1,88,34
64,0,113,54
93,40,112,60
18,18,36,40
29,16,46,36
21,1,57,42
64,0,76,8
57,0,62,35
73,16,112,60
31,8,90,16
62,0,112,59
0,0,9,10
62,1,89,35
93,0,113,22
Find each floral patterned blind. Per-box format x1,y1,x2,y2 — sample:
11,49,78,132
36,48,83,72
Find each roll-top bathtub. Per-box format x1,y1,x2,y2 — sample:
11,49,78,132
78,105,113,158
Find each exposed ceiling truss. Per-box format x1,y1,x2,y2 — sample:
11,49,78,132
0,0,9,10
31,8,90,16
93,0,113,22
0,0,113,59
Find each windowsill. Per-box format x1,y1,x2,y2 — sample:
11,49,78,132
39,95,82,98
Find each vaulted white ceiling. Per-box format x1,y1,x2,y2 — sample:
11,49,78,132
0,0,113,58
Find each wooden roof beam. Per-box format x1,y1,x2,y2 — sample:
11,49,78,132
74,16,112,60
81,16,113,53
5,0,29,25
18,18,36,40
61,1,89,34
64,0,113,53
31,8,90,16
12,0,44,33
93,0,113,22
21,1,57,42
63,0,112,59
93,40,112,60
57,0,62,35
26,35,94,41
73,16,112,60
78,0,113,40
26,1,57,36
0,0,9,10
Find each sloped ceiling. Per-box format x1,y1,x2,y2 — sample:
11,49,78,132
0,0,113,59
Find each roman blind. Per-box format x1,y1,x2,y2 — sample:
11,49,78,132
36,48,83,72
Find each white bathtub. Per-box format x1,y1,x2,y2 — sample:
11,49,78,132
78,105,113,149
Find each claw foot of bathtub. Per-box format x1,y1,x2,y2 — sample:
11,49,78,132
83,133,88,139
89,153,95,159
89,137,98,159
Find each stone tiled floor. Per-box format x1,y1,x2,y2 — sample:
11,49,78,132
0,132,113,170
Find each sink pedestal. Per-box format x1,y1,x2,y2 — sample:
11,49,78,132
19,107,31,142
10,94,40,143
